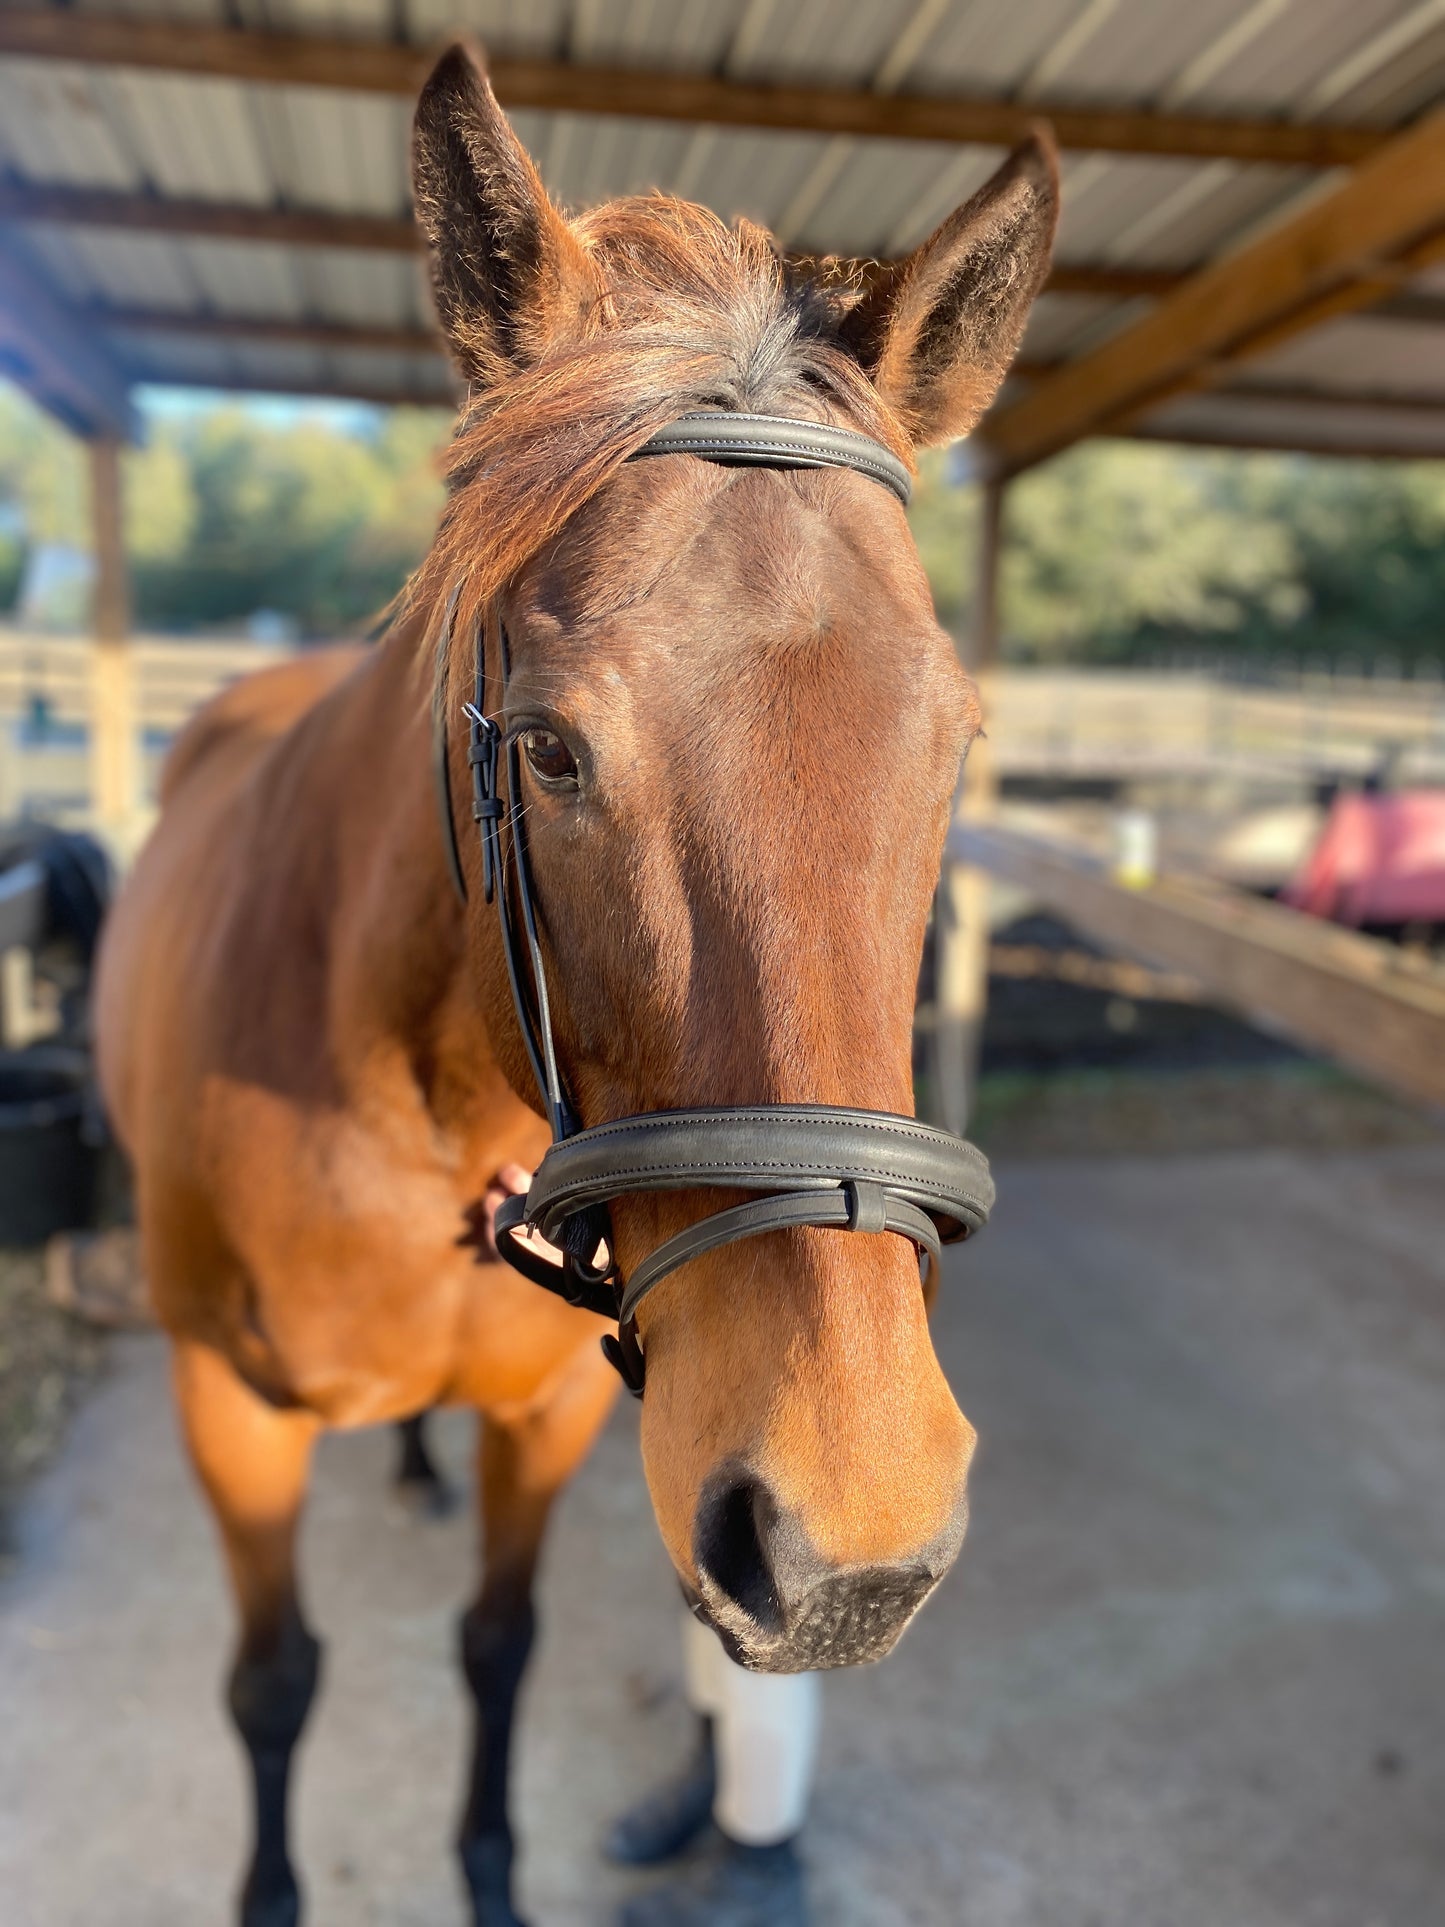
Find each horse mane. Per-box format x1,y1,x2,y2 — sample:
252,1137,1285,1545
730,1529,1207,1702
402,194,912,649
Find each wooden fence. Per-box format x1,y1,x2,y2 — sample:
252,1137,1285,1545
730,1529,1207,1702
3,634,1441,839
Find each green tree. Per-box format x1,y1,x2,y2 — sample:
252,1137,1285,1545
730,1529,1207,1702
129,404,449,634
908,439,1445,666
1227,457,1445,658
1001,443,1299,661
0,388,88,550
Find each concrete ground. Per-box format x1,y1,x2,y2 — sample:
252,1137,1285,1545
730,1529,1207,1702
2,1143,1443,1927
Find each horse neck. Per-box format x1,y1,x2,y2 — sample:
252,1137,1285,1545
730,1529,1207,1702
319,608,498,1105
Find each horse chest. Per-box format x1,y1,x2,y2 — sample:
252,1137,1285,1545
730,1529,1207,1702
198,1082,558,1424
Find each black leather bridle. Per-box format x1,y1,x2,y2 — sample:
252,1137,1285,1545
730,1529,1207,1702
434,411,994,1394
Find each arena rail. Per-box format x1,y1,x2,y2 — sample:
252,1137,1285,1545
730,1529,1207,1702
947,819,1445,1112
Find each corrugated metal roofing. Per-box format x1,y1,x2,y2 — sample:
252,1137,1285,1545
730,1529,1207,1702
1,0,1442,457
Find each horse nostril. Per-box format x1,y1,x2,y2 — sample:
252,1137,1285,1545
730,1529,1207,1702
693,1472,785,1636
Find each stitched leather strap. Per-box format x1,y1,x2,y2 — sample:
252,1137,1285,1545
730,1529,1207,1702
631,413,913,508
524,1105,993,1246
503,1106,994,1329
430,587,469,905
618,1183,944,1323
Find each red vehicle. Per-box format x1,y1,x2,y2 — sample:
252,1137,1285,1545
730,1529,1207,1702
1283,789,1445,931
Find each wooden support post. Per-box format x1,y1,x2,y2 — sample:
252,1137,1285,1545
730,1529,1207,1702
930,477,1004,1134
87,437,138,840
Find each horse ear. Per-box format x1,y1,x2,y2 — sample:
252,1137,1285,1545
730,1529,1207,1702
411,41,602,386
837,133,1059,448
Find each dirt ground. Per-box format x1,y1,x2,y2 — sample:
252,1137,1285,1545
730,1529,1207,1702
2,1133,1443,1927
0,1249,104,1558
971,1060,1442,1160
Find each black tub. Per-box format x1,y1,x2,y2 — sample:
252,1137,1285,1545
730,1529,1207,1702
0,1047,101,1247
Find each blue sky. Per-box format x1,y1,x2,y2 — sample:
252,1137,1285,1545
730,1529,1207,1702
136,385,389,438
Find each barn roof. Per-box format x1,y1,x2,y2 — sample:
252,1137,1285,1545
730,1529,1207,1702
0,0,1442,467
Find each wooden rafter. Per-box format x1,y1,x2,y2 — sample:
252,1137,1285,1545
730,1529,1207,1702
0,239,138,440
1041,265,1185,301
1138,227,1445,421
0,181,1183,302
1018,367,1445,423
1130,424,1445,463
0,9,1396,169
1379,290,1445,328
0,182,417,253
1208,378,1445,421
1042,229,1445,450
122,364,456,410
981,109,1445,477
1128,377,1445,461
95,307,442,357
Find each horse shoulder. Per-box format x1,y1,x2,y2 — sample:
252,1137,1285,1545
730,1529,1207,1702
158,645,365,807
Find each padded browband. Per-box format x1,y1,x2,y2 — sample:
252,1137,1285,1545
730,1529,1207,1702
495,1107,994,1324
630,413,913,508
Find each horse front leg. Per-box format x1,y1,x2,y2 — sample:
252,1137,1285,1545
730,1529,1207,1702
394,1408,459,1517
460,1346,619,1927
173,1339,322,1927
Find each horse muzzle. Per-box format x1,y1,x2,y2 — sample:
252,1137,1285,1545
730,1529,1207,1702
685,1461,970,1673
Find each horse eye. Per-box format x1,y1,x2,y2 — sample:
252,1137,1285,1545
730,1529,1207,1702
521,727,578,785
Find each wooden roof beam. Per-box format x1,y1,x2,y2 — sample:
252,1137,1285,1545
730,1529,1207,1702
980,109,1445,477
0,182,418,253
1128,423,1445,463
0,10,1396,169
0,182,1182,301
0,238,138,440
1133,226,1445,418
95,307,442,356
122,364,456,410
1013,364,1445,422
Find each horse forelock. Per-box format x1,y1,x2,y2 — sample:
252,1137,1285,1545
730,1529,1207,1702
400,194,913,658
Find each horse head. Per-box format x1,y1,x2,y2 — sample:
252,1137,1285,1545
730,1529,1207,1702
413,43,1057,1671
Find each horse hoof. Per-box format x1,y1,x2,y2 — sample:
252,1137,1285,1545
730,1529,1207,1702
393,1470,460,1521
467,1886,529,1927
461,1835,526,1927
471,1902,528,1927
605,1720,717,1866
614,1836,810,1926
239,1885,300,1927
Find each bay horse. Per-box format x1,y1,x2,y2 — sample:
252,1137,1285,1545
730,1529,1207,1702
94,41,1056,1927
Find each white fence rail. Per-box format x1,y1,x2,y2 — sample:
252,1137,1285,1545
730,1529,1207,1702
0,630,292,839
983,667,1445,785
